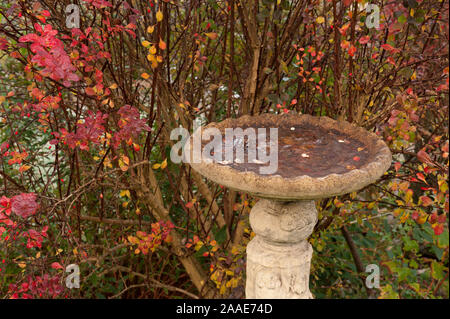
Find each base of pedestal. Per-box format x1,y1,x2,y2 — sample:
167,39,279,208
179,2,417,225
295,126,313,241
246,236,313,298
245,199,318,299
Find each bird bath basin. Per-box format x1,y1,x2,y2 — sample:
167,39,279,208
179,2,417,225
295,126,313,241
184,113,391,298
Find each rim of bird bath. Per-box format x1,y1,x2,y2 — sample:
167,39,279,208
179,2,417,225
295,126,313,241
185,113,392,201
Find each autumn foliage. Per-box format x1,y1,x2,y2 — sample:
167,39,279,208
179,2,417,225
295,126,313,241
0,0,448,298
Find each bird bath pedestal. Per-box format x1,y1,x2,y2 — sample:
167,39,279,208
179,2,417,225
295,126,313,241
185,114,391,299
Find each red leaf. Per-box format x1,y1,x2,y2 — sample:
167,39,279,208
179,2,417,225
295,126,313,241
432,224,444,236
416,173,427,184
437,214,446,224
185,202,194,209
417,149,433,165
359,36,370,45
343,0,353,6
419,196,433,207
11,193,39,219
51,262,64,270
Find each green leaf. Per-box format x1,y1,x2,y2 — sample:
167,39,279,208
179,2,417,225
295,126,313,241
431,261,445,280
402,236,419,252
431,246,444,261
215,225,228,245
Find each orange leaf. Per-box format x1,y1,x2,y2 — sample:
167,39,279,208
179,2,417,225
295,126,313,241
205,32,218,40
185,201,194,209
85,87,96,96
159,39,167,50
119,155,130,171
19,165,31,173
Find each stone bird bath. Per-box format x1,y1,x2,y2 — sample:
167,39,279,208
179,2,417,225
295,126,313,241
184,113,391,298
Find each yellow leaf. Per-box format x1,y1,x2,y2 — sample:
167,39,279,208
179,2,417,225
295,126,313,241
141,40,151,47
149,45,157,55
128,236,138,244
36,252,41,259
147,25,155,34
195,241,204,251
109,83,118,89
279,60,289,74
316,16,325,24
219,284,226,295
120,189,131,198
152,163,161,169
141,72,150,79
156,11,163,22
0,96,5,104
18,262,27,269
161,159,167,169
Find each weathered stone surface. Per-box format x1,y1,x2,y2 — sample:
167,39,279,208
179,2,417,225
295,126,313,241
185,113,392,200
186,113,392,299
246,199,317,299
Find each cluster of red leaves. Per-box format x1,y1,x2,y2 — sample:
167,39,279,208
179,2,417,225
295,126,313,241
3,150,28,165
127,220,174,255
56,105,149,151
0,36,8,50
19,24,79,87
9,274,64,299
412,211,447,236
30,92,61,113
0,194,46,247
21,227,49,249
59,111,108,150
83,0,113,9
113,105,151,148
0,193,39,221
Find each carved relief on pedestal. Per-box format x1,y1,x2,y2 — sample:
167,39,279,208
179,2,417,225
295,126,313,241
246,236,314,299
246,198,317,299
249,199,318,243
